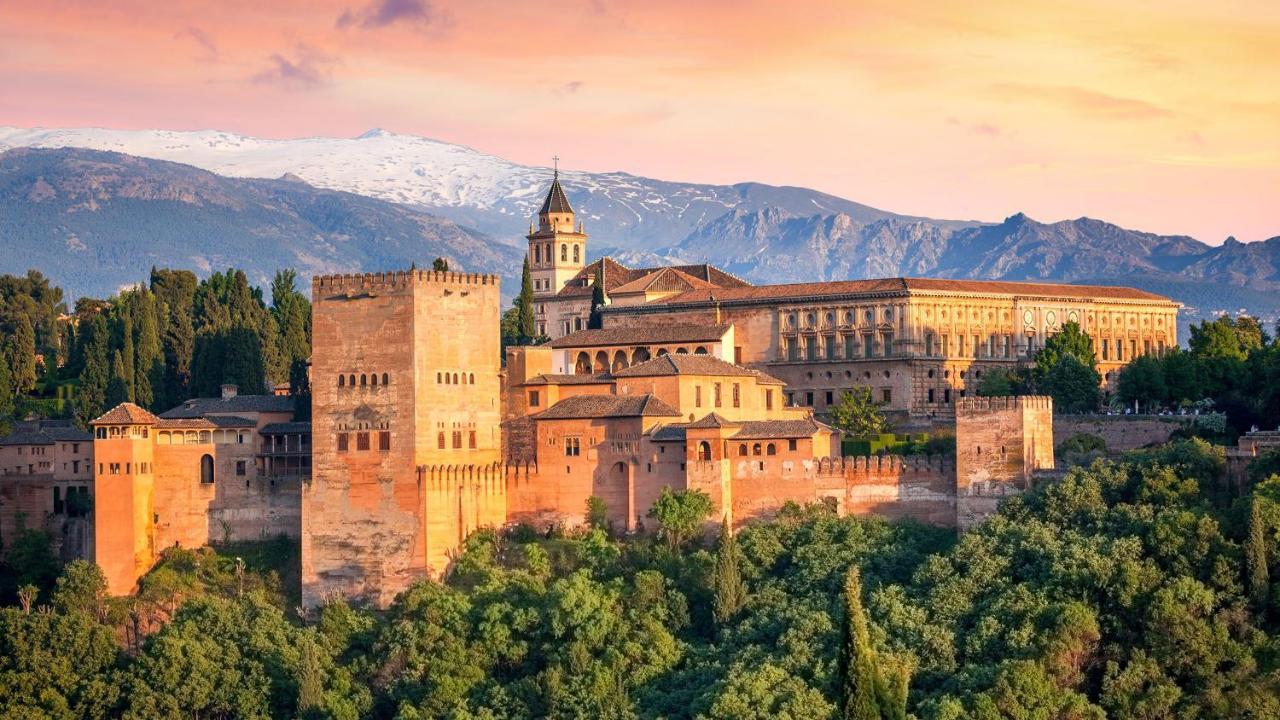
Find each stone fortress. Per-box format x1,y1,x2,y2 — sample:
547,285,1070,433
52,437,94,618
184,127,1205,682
0,172,1191,607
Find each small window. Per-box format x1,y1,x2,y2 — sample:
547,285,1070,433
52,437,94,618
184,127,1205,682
565,437,581,456
732,384,740,408
371,374,378,387
339,375,345,387
469,431,477,449
469,373,475,385
766,444,777,456
698,441,712,461
349,374,356,387
530,391,540,407
360,374,367,387
738,444,748,456
379,431,391,451
714,383,722,408
752,443,762,456
765,390,773,410
438,432,446,449
382,373,389,385
337,433,349,452
452,431,462,449
235,460,246,476
788,439,798,452
200,454,215,484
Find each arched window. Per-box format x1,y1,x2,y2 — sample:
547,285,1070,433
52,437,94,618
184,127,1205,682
752,443,762,456
593,351,608,374
469,373,475,384
545,243,552,262
200,454,214,484
632,347,651,364
534,245,541,264
573,245,580,263
349,374,356,387
437,372,442,383
694,346,707,354
656,348,669,357
766,443,777,456
575,352,592,375
199,430,211,443
612,350,628,373
738,444,748,456
675,348,688,355
339,375,345,387
560,244,567,261
370,374,378,387
382,373,389,385
360,374,367,386
452,373,459,384
698,441,712,461
438,432,446,449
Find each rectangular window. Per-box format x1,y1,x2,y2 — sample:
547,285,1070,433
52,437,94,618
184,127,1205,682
825,335,836,360
1004,335,1012,358
805,391,814,406
452,431,462,449
864,335,874,359
529,390,540,407
765,390,773,410
973,334,981,358
927,388,935,403
714,383,722,408
944,388,952,404
696,386,703,407
925,334,934,356
825,391,834,407
236,461,246,476
1116,338,1123,361
565,437,581,457
788,439,798,452
379,431,391,451
357,432,370,451
1143,340,1151,355
882,388,892,403
844,334,855,358
732,383,740,408
53,487,63,514
786,337,799,362
883,331,894,357
942,335,950,356
468,431,476,449
1130,339,1137,360
958,335,966,357
734,346,743,364
1102,341,1110,361
438,432,446,449
337,433,349,452
805,337,817,361
72,443,79,454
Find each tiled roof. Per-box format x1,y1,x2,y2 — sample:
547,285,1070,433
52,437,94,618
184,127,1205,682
647,423,689,442
610,267,719,296
555,257,750,299
0,421,94,446
539,174,574,215
155,418,216,430
92,403,160,425
687,413,738,429
644,277,1173,306
549,324,731,349
535,393,680,420
260,421,312,434
731,418,828,440
612,354,784,384
524,373,614,385
206,415,258,428
159,395,295,419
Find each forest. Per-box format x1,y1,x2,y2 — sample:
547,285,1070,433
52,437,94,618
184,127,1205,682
1,439,1279,719
0,267,311,432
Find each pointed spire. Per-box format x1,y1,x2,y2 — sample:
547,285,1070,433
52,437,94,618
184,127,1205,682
539,160,574,215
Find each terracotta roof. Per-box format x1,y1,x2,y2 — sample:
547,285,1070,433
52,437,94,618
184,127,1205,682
159,395,295,419
0,421,91,446
206,415,258,428
539,173,574,215
155,418,216,430
731,418,828,440
260,421,312,434
613,354,784,384
642,277,1173,306
524,373,614,385
647,423,689,442
610,267,719,296
535,393,680,420
555,257,750,299
549,324,731,349
687,413,739,429
91,403,160,425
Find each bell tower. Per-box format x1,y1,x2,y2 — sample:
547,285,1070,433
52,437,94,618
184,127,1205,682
527,161,587,322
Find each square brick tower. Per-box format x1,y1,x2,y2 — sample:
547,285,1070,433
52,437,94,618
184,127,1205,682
954,395,1055,530
303,270,502,608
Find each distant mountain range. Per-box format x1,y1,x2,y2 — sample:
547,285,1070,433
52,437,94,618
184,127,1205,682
0,147,521,298
0,126,1277,327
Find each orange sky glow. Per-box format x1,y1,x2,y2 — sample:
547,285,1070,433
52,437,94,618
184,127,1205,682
2,0,1277,243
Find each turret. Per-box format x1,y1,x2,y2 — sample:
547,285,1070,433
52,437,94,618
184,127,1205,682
526,164,588,317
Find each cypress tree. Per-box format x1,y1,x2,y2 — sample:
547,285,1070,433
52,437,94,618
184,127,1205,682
712,516,747,626
518,257,536,341
133,291,162,409
840,567,883,720
432,257,450,272
120,311,137,402
1246,497,1270,609
106,350,131,407
0,356,13,420
289,358,311,421
296,636,326,717
9,314,37,395
76,315,110,426
588,266,606,330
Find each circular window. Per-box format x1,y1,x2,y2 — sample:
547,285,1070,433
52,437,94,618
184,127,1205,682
825,371,833,379
844,370,852,379
865,310,873,322
1068,310,1078,323
787,314,796,328
884,308,894,321
863,371,871,379
1046,310,1057,325
883,370,891,379
1023,310,1034,325
825,312,834,325
806,313,816,326
844,311,854,324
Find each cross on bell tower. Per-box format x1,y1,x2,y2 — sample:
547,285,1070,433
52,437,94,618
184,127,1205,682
527,160,587,327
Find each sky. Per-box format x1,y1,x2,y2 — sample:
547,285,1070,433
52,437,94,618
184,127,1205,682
1,0,1277,244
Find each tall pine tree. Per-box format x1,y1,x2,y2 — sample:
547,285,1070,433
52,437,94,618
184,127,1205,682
76,315,111,426
106,350,131,407
587,266,606,330
518,257,536,341
1246,497,1270,610
840,566,885,720
712,516,747,626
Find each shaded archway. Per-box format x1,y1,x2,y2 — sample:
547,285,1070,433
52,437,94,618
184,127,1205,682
698,441,712,461
611,350,628,373
631,347,651,364
575,352,592,375
594,351,609,373
200,454,215,484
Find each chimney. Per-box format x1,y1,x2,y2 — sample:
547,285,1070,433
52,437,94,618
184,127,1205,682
221,384,239,399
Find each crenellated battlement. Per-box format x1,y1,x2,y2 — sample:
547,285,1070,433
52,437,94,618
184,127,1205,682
812,454,954,478
313,269,501,294
956,395,1053,414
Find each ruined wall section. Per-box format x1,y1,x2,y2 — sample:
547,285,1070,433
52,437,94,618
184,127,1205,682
955,396,1054,530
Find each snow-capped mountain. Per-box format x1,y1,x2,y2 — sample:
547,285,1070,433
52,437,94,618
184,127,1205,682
0,126,972,252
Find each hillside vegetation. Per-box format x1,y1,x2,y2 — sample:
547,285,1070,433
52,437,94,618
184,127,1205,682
2,440,1279,719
